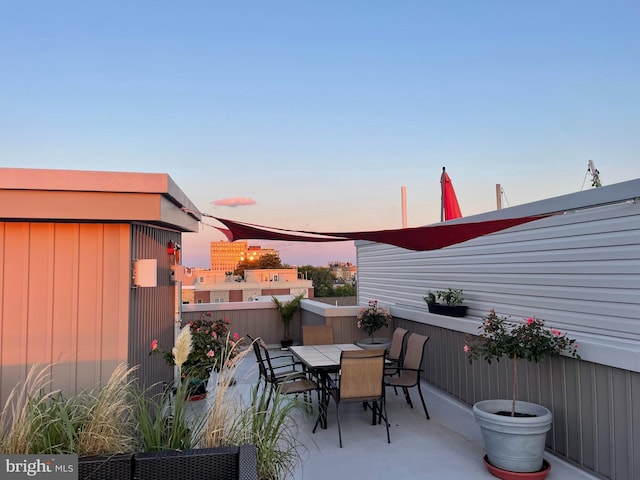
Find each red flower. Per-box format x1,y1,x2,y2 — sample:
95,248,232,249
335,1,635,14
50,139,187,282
150,339,158,350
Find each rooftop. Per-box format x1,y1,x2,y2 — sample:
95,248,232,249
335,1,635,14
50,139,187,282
206,348,600,480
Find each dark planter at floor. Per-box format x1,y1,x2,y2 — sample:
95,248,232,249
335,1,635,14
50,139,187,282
135,446,257,480
427,303,468,317
280,338,294,348
78,453,134,480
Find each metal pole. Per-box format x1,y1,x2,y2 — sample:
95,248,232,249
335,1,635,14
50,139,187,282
496,184,502,210
401,186,407,228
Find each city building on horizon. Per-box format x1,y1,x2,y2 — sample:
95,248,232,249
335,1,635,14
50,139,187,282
210,240,280,271
182,267,312,304
328,261,357,283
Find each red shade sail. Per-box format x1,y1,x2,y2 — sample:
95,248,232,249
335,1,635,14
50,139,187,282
441,168,462,221
211,214,552,252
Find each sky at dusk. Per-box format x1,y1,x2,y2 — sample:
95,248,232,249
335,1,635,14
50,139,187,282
2,1,639,267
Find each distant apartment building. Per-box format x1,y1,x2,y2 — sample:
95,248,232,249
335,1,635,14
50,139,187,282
182,268,312,304
246,245,279,261
210,240,248,271
210,241,280,271
329,261,357,282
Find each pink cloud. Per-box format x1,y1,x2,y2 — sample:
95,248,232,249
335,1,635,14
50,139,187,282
212,197,256,207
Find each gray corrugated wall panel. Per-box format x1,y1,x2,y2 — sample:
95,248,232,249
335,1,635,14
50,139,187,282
633,373,640,479
357,202,640,352
129,224,179,394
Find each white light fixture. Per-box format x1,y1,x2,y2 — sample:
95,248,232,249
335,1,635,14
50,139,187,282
133,259,157,287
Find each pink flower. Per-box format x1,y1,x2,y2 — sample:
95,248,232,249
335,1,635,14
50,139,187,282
206,350,215,358
212,331,217,339
233,332,240,341
574,343,578,349
526,317,534,324
150,339,158,350
551,329,562,336
463,345,469,353
357,321,361,328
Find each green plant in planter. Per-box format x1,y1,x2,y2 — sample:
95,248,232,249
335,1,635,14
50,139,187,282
424,288,464,305
465,309,580,416
424,289,467,317
272,293,305,343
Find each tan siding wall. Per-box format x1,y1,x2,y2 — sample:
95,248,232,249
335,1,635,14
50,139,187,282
0,222,130,403
181,305,300,346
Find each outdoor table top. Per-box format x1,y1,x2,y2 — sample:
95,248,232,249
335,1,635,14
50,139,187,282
289,344,362,369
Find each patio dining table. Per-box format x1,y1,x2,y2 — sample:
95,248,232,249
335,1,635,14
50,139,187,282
288,343,363,429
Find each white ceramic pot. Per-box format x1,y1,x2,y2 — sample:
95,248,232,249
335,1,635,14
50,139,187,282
356,337,392,351
473,399,552,473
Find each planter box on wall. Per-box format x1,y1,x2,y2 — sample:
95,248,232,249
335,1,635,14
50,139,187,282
427,303,468,317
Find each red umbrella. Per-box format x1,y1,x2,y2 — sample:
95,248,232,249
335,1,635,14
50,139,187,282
440,167,462,221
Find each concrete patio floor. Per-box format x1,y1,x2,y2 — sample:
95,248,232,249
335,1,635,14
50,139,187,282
207,349,601,480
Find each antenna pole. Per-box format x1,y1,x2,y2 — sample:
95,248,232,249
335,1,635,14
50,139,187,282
496,184,502,210
401,186,407,228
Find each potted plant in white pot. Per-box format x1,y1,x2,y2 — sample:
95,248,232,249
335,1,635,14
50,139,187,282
355,300,392,349
465,309,580,477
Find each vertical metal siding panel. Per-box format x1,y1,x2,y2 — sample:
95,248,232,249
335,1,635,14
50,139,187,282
100,225,130,381
76,224,103,389
580,364,597,472
1,223,30,398
563,359,581,462
550,358,566,454
632,372,640,480
0,223,4,402
612,370,630,480
51,224,80,394
26,224,55,366
594,364,612,478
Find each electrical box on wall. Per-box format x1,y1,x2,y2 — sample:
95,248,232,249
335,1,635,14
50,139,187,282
133,259,157,287
170,264,185,282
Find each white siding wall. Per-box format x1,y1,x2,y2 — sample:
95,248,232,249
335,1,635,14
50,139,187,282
357,180,640,373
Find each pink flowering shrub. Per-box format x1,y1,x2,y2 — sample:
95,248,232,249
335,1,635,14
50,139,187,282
150,312,241,378
465,309,580,415
356,300,392,340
